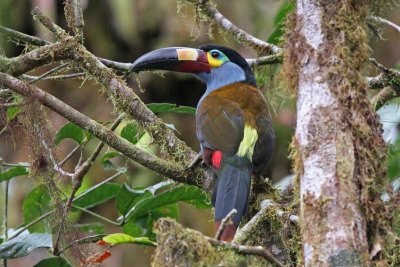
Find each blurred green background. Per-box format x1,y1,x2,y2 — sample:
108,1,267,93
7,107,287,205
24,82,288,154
0,0,399,266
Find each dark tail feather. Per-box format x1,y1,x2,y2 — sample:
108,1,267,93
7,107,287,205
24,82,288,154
212,160,252,241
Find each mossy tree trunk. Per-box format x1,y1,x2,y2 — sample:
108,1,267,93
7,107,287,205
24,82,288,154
286,1,387,266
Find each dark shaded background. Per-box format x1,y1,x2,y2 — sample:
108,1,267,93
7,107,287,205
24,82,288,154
0,0,399,266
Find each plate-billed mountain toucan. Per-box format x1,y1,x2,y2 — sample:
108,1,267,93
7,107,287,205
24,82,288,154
131,45,275,241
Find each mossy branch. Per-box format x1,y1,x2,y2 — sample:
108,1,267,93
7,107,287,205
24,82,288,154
64,0,84,40
0,72,210,189
371,86,399,111
154,218,285,267
368,58,400,110
0,39,74,76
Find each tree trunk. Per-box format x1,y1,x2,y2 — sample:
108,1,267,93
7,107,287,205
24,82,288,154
285,1,387,266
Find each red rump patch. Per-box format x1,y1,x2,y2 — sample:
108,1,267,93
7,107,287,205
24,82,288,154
211,150,222,169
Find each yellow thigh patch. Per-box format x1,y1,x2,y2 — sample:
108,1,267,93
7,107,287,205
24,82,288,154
237,125,258,160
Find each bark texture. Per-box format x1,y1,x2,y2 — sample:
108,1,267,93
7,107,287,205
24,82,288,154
285,1,387,266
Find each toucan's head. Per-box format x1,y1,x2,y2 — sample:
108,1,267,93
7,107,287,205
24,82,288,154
131,45,256,89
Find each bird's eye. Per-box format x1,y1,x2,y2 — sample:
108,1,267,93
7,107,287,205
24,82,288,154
211,51,219,58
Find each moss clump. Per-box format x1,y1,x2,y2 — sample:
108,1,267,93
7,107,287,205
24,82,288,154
153,218,268,267
153,218,219,267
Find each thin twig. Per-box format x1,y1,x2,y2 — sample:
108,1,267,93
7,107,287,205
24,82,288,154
28,63,69,84
215,208,237,240
7,171,123,241
0,25,49,46
247,53,283,67
35,73,85,80
8,210,56,240
369,16,400,34
2,162,31,167
205,236,286,267
73,171,124,202
72,205,121,226
32,8,68,39
370,58,400,78
65,113,126,209
59,145,81,167
0,101,26,107
56,114,125,254
191,0,282,54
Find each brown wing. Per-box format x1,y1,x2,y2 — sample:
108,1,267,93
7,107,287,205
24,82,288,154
196,95,244,155
253,115,275,175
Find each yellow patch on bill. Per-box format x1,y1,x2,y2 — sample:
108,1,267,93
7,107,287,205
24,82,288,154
237,125,258,160
177,49,198,61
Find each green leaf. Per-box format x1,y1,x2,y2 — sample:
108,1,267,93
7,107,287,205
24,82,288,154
116,181,173,216
55,122,86,145
116,184,153,216
125,185,211,221
6,106,22,122
100,151,127,172
73,183,121,209
0,166,29,182
151,203,179,220
267,1,294,45
33,257,72,267
0,233,52,259
103,233,156,247
120,122,144,144
147,103,196,115
122,221,145,237
23,185,52,233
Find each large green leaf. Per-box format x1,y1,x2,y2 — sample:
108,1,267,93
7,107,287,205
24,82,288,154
122,220,146,238
125,185,211,221
267,1,294,45
55,122,86,145
73,183,122,209
33,257,72,267
23,185,52,233
0,233,52,259
0,166,29,182
147,103,196,115
102,233,156,247
116,181,173,216
120,122,144,144
100,151,127,172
